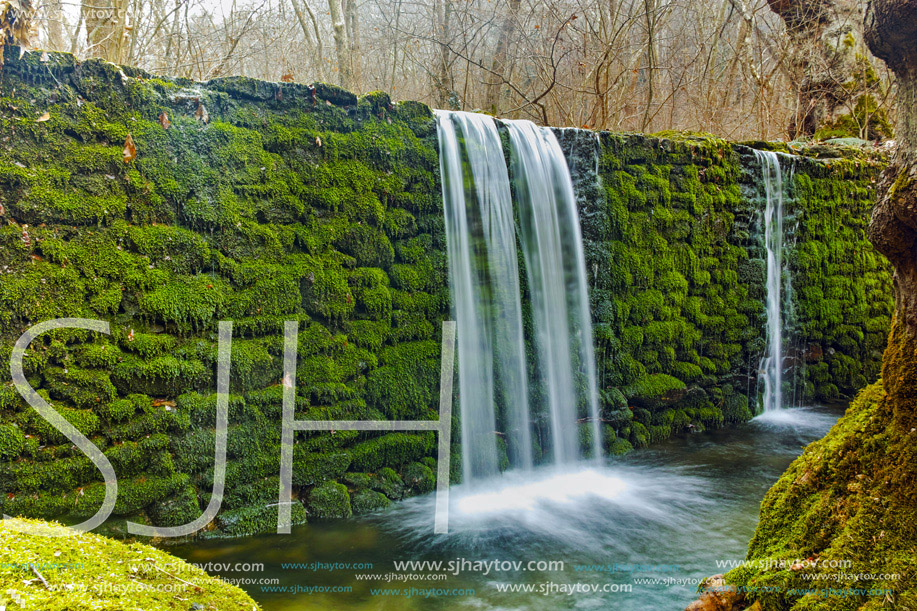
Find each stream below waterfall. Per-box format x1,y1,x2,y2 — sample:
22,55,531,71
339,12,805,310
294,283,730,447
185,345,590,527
167,405,841,611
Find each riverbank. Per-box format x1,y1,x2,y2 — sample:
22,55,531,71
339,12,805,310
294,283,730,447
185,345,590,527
0,517,259,610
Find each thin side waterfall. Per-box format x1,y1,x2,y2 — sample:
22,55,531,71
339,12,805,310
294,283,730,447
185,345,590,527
505,120,603,463
756,149,786,412
436,110,533,483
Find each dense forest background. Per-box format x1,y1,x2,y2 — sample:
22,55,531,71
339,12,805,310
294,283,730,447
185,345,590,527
8,0,900,145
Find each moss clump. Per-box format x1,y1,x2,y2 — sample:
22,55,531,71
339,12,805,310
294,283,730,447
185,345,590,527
0,424,25,460
0,517,259,610
215,502,308,537
402,461,436,494
351,489,392,515
307,481,352,519
725,376,917,609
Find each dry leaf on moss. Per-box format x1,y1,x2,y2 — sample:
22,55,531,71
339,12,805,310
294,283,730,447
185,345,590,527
123,134,137,163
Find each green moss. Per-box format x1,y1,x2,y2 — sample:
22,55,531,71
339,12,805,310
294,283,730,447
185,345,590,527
216,502,307,537
351,489,392,514
402,461,436,494
292,450,351,487
371,467,405,500
307,481,352,519
350,433,436,472
0,517,259,609
726,379,916,609
0,424,25,460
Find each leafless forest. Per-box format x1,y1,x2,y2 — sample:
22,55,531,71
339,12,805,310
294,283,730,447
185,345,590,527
24,0,897,140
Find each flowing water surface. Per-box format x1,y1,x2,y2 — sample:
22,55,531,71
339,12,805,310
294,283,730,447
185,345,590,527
169,406,841,611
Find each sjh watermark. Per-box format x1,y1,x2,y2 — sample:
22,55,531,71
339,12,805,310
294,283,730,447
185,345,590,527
3,318,456,538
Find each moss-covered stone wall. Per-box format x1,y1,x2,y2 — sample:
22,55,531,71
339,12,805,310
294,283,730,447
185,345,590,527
0,48,447,536
556,131,892,454
0,48,892,535
772,151,894,402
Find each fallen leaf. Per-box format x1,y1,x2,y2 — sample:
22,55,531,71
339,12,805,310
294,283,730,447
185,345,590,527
35,112,50,122
123,134,137,163
158,111,171,129
281,73,294,83
194,102,209,123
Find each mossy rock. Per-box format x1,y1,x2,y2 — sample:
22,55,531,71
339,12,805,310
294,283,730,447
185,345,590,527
371,467,405,500
351,489,392,515
307,481,352,519
0,517,259,610
215,502,308,537
402,462,435,495
724,380,917,608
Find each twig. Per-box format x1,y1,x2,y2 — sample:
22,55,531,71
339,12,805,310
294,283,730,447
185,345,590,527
30,564,50,590
148,561,203,591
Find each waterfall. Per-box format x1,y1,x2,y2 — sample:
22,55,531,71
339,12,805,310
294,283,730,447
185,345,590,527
504,121,602,464
436,110,601,485
436,111,533,482
756,150,787,412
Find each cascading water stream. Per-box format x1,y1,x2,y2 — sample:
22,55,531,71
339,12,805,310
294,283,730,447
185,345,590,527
504,120,603,463
756,149,786,412
436,110,602,485
436,111,533,482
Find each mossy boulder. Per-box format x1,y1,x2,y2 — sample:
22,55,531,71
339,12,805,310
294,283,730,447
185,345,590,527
0,517,259,610
725,380,917,609
351,489,392,515
307,481,352,519
402,461,435,494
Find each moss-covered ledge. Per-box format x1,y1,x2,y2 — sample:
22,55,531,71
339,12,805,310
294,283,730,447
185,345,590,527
0,517,259,609
690,376,916,610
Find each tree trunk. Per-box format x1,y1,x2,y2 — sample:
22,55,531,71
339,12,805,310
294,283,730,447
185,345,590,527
864,0,917,429
345,0,362,92
83,0,130,63
766,0,864,138
291,0,325,82
45,0,64,50
328,0,352,90
433,0,454,108
484,0,521,114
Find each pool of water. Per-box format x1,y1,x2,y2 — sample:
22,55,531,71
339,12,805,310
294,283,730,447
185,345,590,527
167,406,841,610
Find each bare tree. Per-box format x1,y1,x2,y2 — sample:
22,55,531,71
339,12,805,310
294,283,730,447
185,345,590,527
328,0,352,88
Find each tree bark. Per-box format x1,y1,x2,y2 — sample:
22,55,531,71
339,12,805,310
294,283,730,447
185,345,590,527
83,0,130,63
484,0,521,114
864,0,917,429
291,0,324,82
766,0,864,138
328,0,352,90
433,0,454,108
344,0,362,92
